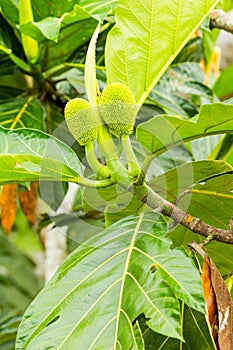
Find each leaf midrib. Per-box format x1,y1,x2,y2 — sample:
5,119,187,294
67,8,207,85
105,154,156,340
20,227,135,349
113,213,144,349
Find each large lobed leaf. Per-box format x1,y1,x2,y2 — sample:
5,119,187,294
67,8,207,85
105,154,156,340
105,0,218,105
0,127,82,185
137,102,233,156
16,213,206,349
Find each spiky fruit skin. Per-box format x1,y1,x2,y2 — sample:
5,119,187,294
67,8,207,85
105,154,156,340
99,83,137,136
64,98,98,146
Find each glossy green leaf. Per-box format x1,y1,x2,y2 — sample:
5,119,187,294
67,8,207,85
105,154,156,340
0,96,45,130
20,17,61,43
105,0,218,105
0,0,19,25
29,6,98,69
21,5,95,43
79,0,118,20
137,102,233,156
31,0,117,21
142,304,216,349
16,213,205,349
44,24,97,69
169,174,233,274
0,127,82,185
31,1,81,20
149,160,233,274
149,160,233,202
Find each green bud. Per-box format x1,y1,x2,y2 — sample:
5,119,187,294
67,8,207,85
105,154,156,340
64,98,98,146
99,83,137,136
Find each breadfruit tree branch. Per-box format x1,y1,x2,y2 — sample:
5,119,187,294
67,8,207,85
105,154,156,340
134,183,233,245
210,9,233,34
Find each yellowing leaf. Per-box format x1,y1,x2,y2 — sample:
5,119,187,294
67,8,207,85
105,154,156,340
0,184,17,234
201,258,218,346
19,182,38,224
202,256,233,350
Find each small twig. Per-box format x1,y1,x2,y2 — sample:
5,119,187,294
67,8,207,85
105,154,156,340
188,241,207,259
174,189,192,206
210,10,233,34
119,178,233,245
135,154,155,185
199,233,216,248
161,201,233,244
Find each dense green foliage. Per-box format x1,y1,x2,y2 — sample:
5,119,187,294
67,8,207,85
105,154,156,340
0,0,233,349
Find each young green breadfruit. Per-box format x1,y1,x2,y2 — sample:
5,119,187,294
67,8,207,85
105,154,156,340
99,83,137,136
64,98,98,146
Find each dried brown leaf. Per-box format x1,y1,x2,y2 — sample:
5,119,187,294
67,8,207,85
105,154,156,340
0,184,17,234
201,259,219,346
19,182,38,224
202,256,233,350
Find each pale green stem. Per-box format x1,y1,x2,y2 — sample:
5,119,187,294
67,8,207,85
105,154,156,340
85,141,111,178
75,176,115,188
97,125,129,181
121,134,139,177
97,124,117,158
135,154,155,185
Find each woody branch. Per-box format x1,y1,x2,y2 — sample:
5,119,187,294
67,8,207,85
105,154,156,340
210,9,233,34
139,184,233,245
